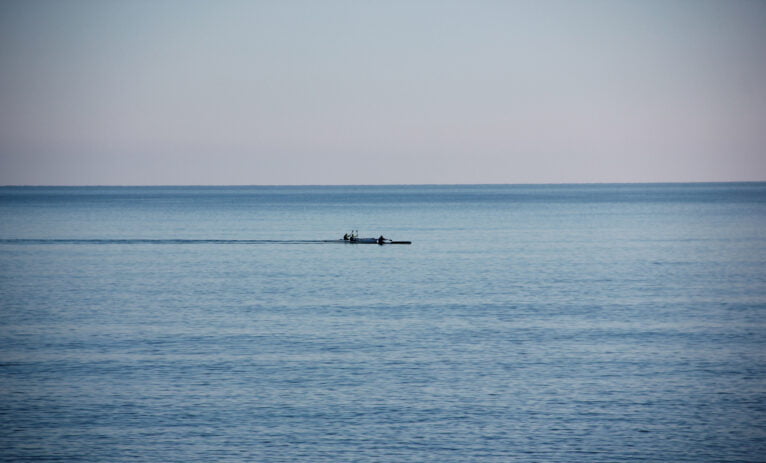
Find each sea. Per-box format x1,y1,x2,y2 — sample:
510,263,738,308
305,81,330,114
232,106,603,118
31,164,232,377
1,183,765,462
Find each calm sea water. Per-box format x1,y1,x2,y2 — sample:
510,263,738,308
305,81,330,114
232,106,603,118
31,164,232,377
1,183,765,462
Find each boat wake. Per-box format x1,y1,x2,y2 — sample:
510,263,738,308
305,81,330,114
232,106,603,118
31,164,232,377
0,239,348,245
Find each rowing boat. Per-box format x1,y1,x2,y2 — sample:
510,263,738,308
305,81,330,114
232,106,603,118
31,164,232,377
347,238,411,245
341,232,411,245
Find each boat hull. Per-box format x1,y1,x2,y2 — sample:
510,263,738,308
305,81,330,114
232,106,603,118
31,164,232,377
342,238,411,245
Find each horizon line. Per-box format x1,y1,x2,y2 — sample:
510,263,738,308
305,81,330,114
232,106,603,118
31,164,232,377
1,180,765,188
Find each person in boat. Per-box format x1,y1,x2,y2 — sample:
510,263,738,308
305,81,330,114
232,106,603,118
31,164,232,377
343,233,349,241
378,235,386,244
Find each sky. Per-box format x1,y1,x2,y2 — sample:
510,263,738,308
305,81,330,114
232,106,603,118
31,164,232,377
1,0,765,185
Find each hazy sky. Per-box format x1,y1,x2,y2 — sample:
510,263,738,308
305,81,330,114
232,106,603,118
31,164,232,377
1,0,765,185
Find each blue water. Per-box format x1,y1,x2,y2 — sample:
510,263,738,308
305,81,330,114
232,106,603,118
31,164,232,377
1,183,765,462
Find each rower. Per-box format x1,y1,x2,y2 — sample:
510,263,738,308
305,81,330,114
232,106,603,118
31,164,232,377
343,233,349,240
378,235,386,244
